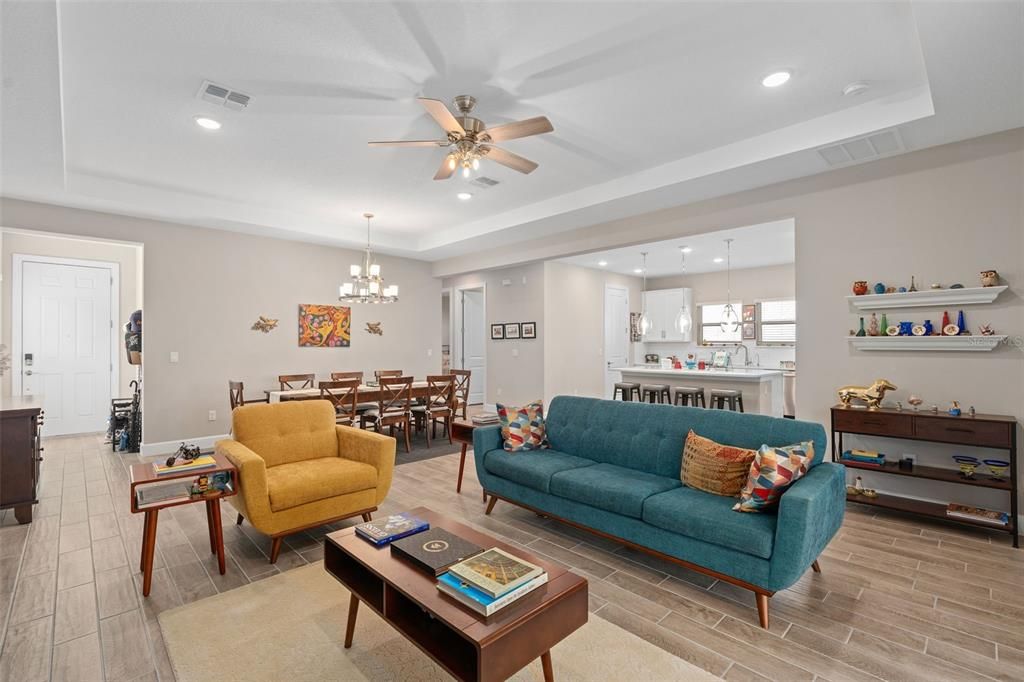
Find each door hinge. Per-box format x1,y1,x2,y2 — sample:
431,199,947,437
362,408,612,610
110,320,114,329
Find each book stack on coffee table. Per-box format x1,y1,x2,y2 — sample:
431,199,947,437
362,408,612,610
437,548,548,617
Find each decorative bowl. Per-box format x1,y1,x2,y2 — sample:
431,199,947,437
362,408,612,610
983,459,1009,479
952,455,980,479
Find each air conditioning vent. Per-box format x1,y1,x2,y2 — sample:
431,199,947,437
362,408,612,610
197,80,252,111
471,176,499,188
816,128,905,168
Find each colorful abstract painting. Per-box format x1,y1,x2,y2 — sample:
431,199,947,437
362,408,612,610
298,304,351,347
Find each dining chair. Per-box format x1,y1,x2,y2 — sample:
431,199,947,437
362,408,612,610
331,371,364,382
360,376,414,453
278,373,315,390
448,369,471,419
374,369,402,382
319,379,360,426
228,380,269,410
411,375,454,448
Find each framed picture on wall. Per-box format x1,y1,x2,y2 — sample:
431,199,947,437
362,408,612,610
521,322,537,339
490,324,505,340
742,322,756,340
742,304,756,323
504,322,521,339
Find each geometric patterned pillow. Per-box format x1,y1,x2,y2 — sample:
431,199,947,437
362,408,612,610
496,401,548,452
732,442,814,513
681,430,757,497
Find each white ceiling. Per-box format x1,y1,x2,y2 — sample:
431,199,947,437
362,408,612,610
2,2,1021,261
558,220,794,278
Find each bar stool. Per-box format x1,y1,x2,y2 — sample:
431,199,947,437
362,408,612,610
613,382,640,402
672,386,706,408
641,384,671,404
710,389,744,412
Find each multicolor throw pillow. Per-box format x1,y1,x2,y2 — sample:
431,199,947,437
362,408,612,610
496,401,548,452
681,431,757,497
733,442,814,513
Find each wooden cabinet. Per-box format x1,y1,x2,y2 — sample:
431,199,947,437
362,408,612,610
642,288,693,343
0,396,44,524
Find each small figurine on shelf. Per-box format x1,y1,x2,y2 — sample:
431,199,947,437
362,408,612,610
950,283,964,289
895,401,903,411
931,404,939,413
968,405,977,417
907,395,923,410
190,474,211,496
978,324,995,336
868,313,880,336
930,283,942,290
837,379,897,409
873,282,886,294
956,310,967,335
980,270,999,287
852,280,869,295
899,321,913,336
885,286,897,294
908,276,918,292
897,287,907,293
949,401,962,417
856,318,866,337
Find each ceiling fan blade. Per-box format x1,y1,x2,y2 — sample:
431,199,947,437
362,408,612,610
484,116,553,142
418,97,465,136
433,157,455,180
367,140,449,147
481,146,539,174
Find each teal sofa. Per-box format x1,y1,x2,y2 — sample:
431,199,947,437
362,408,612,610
474,396,844,628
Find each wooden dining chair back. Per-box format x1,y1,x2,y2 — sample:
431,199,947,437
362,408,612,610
412,375,455,448
331,371,364,383
374,369,402,382
360,376,413,453
229,380,268,411
319,379,360,425
448,369,472,419
278,373,315,390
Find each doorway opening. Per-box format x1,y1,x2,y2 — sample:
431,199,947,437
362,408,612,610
4,229,143,437
451,285,486,408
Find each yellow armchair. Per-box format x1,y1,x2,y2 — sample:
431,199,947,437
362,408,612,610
215,400,395,563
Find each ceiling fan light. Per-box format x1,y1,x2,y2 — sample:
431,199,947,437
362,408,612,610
447,155,456,170
462,165,470,178
472,158,479,170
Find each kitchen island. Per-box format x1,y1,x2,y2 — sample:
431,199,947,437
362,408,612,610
613,366,785,416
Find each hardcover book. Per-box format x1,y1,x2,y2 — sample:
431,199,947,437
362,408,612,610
390,528,483,576
448,547,544,598
153,455,217,476
355,512,429,546
437,570,548,617
946,503,1009,527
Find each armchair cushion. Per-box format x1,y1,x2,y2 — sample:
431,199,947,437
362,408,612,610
231,400,338,467
266,457,378,512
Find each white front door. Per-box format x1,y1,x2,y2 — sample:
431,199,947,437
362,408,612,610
604,285,630,399
461,288,486,405
19,260,114,436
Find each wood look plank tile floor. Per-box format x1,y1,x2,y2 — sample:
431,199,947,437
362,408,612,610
2,432,1022,681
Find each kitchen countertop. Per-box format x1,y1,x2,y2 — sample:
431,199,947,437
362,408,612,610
613,366,784,381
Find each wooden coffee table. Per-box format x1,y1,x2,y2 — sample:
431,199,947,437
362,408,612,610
324,507,588,682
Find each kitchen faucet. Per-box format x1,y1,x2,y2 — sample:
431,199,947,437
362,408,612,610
733,343,751,367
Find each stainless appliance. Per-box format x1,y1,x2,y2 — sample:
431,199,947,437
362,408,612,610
780,361,796,418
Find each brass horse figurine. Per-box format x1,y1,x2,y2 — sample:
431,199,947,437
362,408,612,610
837,379,897,410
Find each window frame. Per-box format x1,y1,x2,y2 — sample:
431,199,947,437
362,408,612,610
756,298,796,346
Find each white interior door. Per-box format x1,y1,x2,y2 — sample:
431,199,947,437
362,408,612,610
19,260,114,436
461,288,486,405
604,285,629,398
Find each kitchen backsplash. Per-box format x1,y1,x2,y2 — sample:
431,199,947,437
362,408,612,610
634,341,795,368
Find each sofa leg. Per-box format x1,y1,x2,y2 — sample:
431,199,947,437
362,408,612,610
270,537,283,564
812,559,821,573
485,496,498,515
236,514,244,526
361,512,372,523
755,593,770,629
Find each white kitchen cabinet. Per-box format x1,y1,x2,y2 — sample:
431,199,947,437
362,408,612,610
642,288,693,342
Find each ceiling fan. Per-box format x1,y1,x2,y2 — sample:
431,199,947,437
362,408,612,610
368,95,553,180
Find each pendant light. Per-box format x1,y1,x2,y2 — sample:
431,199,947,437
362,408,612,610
720,238,740,333
673,246,692,335
339,213,399,304
635,252,652,337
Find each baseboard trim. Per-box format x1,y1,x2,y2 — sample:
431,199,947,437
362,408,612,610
140,434,229,457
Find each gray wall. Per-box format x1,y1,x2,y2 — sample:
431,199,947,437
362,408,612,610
0,201,441,446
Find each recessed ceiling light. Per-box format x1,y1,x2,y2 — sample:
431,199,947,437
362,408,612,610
713,257,725,264
761,71,791,88
680,246,693,253
456,192,472,201
633,268,643,274
193,115,221,130
598,260,608,267
842,81,870,97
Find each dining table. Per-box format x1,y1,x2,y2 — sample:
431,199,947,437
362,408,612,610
264,381,433,404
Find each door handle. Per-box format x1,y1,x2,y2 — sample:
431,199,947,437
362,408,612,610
24,370,33,376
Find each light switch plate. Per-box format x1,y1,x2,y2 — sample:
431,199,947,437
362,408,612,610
169,351,179,363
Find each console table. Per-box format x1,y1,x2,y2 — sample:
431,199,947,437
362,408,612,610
0,396,44,524
830,405,1018,546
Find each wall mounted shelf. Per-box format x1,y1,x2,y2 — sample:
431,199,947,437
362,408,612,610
848,335,1006,351
846,285,1007,310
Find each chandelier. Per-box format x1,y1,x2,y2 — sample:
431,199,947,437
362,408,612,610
339,213,399,304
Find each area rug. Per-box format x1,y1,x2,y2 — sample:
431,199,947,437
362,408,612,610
159,562,717,682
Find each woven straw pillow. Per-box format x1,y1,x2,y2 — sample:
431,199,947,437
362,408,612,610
681,430,757,497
